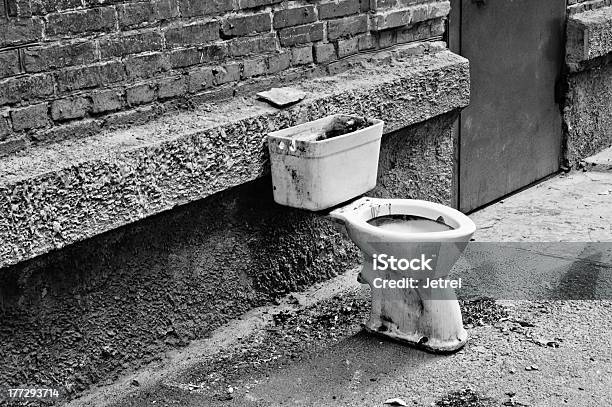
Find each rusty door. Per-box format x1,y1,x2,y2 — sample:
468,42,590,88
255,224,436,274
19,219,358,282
449,0,566,212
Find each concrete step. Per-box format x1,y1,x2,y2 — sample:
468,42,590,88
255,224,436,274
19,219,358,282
585,145,612,172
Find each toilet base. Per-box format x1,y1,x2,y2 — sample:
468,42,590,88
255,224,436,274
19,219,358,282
362,321,468,354
360,264,469,354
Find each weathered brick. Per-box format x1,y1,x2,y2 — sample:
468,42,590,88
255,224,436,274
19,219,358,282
291,46,313,65
0,115,10,140
359,0,370,12
201,42,229,61
116,0,178,28
41,119,102,143
55,62,126,93
11,103,49,131
0,74,54,105
221,13,271,37
169,48,202,68
99,31,164,58
187,67,214,92
117,2,155,28
266,52,291,73
0,138,27,156
23,42,97,73
313,42,336,63
238,0,282,9
273,6,316,29
91,90,124,113
0,50,21,79
30,0,81,15
158,76,187,99
165,21,220,48
278,22,324,46
327,14,368,40
126,83,157,105
430,17,445,37
372,2,446,31
0,19,44,48
428,1,451,19
103,106,157,129
178,0,233,17
318,0,360,19
6,0,31,17
51,97,91,121
396,27,412,43
155,0,179,19
396,20,433,44
242,58,266,78
46,7,117,36
378,29,396,48
228,34,277,56
370,0,398,10
337,37,359,57
125,53,171,79
212,63,241,85
358,34,376,50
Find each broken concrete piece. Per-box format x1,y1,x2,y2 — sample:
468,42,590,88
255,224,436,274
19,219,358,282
256,87,306,108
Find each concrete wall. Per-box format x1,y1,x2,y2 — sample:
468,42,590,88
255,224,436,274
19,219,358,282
563,2,612,167
0,0,451,155
564,61,612,165
0,110,457,399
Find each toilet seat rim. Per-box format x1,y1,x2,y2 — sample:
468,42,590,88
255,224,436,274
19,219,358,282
338,197,476,241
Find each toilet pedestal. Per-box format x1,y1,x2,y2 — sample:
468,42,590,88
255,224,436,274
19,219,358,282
359,257,468,353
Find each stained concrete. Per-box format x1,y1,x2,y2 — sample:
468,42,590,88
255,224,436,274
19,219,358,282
472,171,612,242
563,62,612,167
0,108,458,400
0,45,470,270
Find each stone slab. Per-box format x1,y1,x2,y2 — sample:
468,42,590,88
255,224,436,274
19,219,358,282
0,46,470,269
566,6,612,68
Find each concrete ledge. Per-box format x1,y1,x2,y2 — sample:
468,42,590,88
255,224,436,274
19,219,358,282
566,6,612,68
0,46,469,270
585,146,612,172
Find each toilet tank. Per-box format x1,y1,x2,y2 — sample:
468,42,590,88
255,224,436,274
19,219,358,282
267,114,384,211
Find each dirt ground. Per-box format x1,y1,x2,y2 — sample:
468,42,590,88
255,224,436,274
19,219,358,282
66,169,612,407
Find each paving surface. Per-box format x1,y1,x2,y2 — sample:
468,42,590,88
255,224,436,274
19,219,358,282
585,146,612,172
69,169,612,407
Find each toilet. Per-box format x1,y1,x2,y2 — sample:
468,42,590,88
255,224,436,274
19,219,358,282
267,115,476,353
329,197,476,353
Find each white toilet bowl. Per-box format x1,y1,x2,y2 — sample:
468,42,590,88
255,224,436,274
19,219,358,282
330,197,476,353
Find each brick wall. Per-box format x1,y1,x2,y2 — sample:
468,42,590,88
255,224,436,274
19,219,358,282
0,0,450,155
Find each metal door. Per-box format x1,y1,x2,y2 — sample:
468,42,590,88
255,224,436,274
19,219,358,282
450,0,566,212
